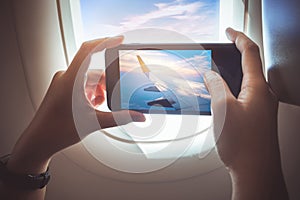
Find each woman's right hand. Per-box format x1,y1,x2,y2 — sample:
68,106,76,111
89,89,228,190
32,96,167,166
204,28,288,200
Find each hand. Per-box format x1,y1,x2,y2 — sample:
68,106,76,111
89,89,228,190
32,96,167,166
85,69,106,107
205,28,278,171
204,28,288,199
7,36,145,174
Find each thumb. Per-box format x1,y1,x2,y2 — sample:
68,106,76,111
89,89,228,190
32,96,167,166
204,71,235,140
204,71,235,109
96,110,145,129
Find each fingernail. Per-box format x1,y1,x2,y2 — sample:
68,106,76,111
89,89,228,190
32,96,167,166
132,113,146,122
112,35,124,40
225,27,233,40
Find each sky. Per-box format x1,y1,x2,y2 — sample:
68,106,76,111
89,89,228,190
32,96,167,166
79,0,220,41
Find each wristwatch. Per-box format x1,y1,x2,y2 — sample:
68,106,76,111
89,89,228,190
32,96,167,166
0,154,50,189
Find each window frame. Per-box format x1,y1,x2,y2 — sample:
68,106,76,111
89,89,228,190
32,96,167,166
58,0,245,64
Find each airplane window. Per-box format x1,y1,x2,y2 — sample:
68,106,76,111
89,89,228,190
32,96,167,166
59,0,245,62
58,0,245,163
79,0,244,41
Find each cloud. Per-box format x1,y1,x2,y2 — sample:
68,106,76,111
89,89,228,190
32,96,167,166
83,0,219,41
120,1,204,29
118,0,219,41
120,50,210,77
175,54,211,75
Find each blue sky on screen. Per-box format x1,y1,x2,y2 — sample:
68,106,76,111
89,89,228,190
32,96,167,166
118,50,211,111
80,0,220,41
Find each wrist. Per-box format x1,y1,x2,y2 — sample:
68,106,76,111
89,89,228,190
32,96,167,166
230,173,271,200
229,158,287,200
6,123,55,174
6,151,50,175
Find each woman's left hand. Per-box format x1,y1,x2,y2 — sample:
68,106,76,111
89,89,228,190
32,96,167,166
7,36,145,174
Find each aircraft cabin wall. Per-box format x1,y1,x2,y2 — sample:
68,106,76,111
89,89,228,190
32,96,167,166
0,0,299,199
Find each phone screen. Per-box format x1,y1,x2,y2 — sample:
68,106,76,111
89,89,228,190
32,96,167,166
118,49,212,114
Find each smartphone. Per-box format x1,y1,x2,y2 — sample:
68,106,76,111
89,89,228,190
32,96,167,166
105,43,242,115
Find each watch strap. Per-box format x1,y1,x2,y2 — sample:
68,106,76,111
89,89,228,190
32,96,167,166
0,154,50,190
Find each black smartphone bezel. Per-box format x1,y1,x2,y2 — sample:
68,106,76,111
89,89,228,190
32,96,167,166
105,43,242,115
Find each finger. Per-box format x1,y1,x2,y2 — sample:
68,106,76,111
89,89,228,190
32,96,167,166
86,70,104,94
94,72,106,95
92,96,105,106
204,71,235,137
86,69,104,85
85,85,105,106
226,28,265,84
204,71,235,108
99,72,106,91
95,84,105,99
85,70,106,106
66,36,124,83
96,110,145,129
86,91,93,101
